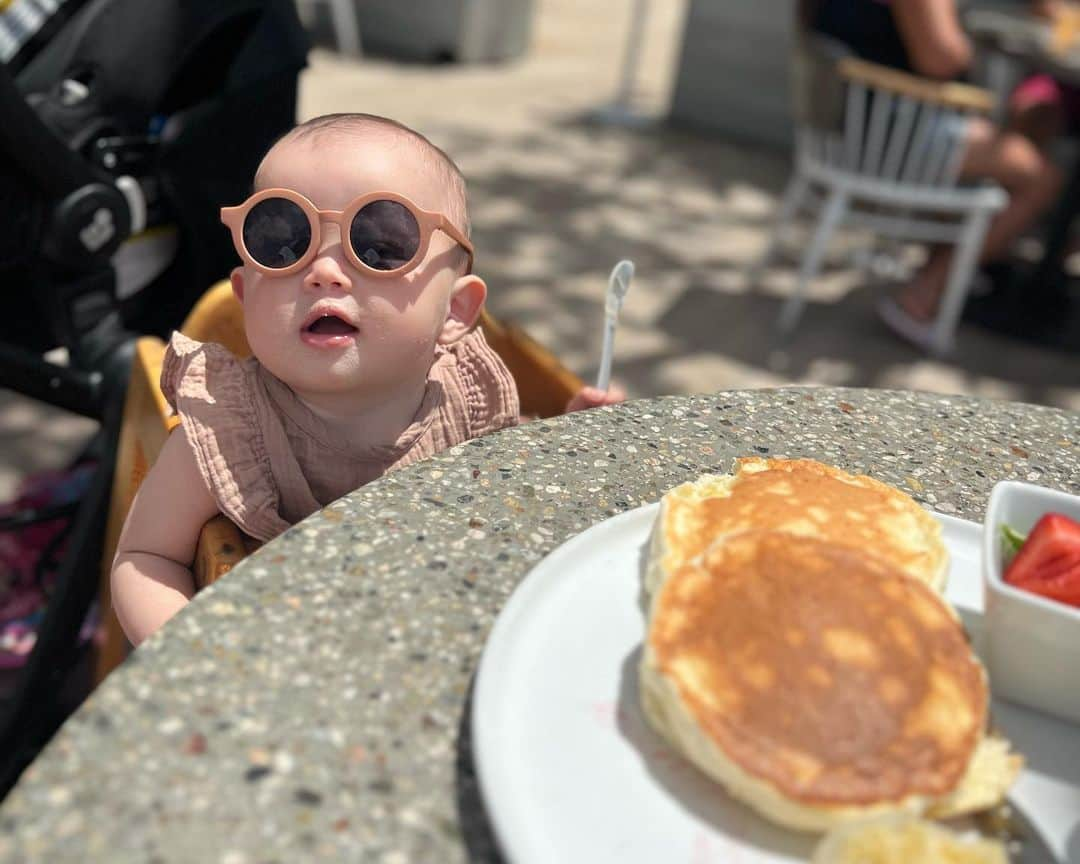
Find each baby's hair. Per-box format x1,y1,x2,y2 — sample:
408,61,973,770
258,112,471,239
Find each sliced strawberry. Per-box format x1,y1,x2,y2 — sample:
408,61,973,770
1004,512,1080,609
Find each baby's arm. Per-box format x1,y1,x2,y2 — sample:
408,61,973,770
111,428,221,646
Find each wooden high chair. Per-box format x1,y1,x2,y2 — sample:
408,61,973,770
94,280,583,683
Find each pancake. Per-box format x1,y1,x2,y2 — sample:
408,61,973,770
926,730,1022,820
645,458,948,597
812,816,1009,864
640,530,992,832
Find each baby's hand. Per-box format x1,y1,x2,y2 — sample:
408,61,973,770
565,385,627,413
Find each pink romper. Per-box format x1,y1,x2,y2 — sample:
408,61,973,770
160,329,519,542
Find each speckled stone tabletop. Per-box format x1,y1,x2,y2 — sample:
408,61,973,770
1,388,1078,863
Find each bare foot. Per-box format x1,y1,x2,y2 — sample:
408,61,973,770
895,286,939,323
895,254,949,322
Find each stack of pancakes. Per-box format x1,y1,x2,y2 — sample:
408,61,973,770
639,458,1022,833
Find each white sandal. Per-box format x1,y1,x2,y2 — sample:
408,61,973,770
876,295,941,354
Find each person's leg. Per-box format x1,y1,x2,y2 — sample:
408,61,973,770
961,120,1063,258
896,118,1062,321
1009,74,1066,148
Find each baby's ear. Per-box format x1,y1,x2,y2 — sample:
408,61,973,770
230,267,246,303
438,274,487,345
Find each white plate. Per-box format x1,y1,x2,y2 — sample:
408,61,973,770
473,505,1080,864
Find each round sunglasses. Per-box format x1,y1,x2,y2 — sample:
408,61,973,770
220,188,474,278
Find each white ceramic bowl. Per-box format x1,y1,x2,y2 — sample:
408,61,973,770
983,480,1080,724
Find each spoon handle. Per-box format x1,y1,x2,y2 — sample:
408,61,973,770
596,315,618,391
596,260,634,391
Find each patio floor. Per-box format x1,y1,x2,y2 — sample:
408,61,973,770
299,0,1078,406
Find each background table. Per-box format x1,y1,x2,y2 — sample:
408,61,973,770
1,388,1079,862
968,7,1080,85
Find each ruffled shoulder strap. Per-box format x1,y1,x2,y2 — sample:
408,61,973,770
436,328,520,441
160,333,293,542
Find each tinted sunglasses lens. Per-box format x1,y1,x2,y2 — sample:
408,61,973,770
350,200,420,271
242,197,312,269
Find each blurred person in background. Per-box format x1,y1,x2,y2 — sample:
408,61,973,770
803,0,1062,338
1009,1,1080,147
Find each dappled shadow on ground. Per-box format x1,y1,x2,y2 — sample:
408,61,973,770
428,113,1078,409
655,285,1077,405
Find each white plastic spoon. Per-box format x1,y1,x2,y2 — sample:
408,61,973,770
596,259,634,392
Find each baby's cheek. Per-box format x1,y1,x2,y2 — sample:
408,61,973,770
367,325,437,362
247,307,292,346
369,296,445,344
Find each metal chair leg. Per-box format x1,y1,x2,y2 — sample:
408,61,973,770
778,188,847,333
931,209,992,355
328,0,362,56
750,174,809,287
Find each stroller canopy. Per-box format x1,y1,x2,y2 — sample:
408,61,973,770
0,0,308,351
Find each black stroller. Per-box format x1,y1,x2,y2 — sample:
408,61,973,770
0,0,307,798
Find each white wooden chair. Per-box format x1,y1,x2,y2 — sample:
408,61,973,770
756,41,1008,355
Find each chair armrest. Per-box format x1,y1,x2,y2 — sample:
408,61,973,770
478,308,584,419
193,515,258,591
96,335,174,683
838,57,996,114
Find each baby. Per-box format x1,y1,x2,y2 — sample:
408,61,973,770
112,113,622,646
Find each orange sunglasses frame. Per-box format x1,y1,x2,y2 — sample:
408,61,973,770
220,188,474,278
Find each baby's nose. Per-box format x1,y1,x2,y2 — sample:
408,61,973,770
304,253,353,293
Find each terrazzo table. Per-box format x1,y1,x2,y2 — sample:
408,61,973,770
2,388,1078,862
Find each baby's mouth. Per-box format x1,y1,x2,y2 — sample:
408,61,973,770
304,314,358,336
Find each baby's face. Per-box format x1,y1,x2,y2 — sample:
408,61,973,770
233,133,473,400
